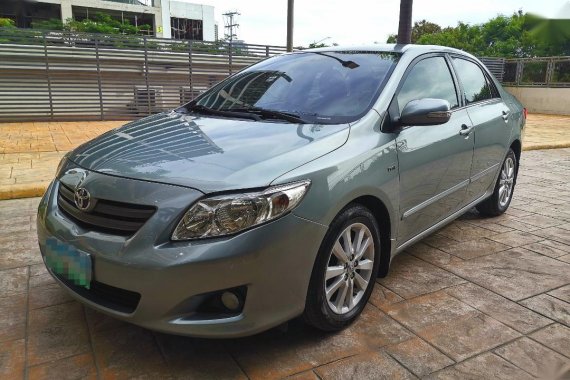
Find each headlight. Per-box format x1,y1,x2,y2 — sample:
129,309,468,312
172,180,311,240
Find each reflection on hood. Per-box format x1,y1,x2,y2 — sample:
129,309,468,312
75,113,223,169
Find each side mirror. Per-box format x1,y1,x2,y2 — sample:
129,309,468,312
400,98,452,126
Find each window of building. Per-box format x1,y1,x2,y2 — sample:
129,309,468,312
171,18,203,40
72,6,154,35
0,0,61,28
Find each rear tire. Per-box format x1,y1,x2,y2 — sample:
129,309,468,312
476,148,518,217
304,204,381,331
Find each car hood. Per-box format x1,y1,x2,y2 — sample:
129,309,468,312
68,111,350,193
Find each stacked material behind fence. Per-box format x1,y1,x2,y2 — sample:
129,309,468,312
0,30,286,122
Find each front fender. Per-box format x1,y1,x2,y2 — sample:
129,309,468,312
271,110,400,242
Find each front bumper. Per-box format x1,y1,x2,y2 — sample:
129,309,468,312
37,174,327,338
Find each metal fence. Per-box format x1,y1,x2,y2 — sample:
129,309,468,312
0,29,288,122
1,29,568,122
482,56,570,87
480,57,505,82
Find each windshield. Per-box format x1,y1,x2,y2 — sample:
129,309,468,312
186,51,400,124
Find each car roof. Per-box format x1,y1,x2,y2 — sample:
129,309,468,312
302,44,477,60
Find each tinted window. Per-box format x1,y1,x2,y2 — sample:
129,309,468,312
397,57,458,112
453,58,493,104
193,51,399,124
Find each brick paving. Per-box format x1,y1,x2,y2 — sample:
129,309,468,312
0,113,569,200
524,114,570,151
0,121,121,199
0,148,569,379
0,121,122,154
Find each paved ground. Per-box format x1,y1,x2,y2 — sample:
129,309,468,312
1,148,569,379
0,114,569,200
523,114,570,150
0,121,118,199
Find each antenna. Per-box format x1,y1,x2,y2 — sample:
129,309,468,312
223,11,240,43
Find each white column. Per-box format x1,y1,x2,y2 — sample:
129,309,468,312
201,5,215,41
156,0,171,39
60,0,73,22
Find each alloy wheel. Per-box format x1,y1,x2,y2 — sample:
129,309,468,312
324,223,375,314
499,156,515,208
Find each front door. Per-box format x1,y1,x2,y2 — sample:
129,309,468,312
395,55,475,244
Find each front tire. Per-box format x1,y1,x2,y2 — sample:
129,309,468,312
476,148,518,217
304,204,381,331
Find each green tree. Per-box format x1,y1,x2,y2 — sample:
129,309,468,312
31,19,64,30
388,20,442,43
29,13,150,36
412,20,441,43
417,22,485,55
388,11,569,57
526,12,570,56
0,18,16,28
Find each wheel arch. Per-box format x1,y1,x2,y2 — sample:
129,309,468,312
510,139,522,177
348,195,392,278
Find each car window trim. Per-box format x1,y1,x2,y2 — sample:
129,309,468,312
485,74,501,99
388,52,463,127
448,54,503,110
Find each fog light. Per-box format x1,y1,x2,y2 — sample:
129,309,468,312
221,291,241,311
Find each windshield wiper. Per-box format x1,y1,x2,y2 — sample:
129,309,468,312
187,104,261,121
227,107,308,124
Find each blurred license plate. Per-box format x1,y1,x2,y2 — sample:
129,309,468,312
44,237,92,289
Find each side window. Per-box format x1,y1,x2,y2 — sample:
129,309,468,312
452,58,493,104
397,57,459,112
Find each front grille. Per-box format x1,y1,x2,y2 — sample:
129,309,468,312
55,273,141,314
57,182,156,235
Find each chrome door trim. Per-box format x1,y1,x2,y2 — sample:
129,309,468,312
402,179,470,220
401,162,500,221
470,162,500,182
396,191,490,253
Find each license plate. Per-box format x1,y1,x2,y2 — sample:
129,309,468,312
45,237,92,289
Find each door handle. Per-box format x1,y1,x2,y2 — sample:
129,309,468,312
502,110,510,122
459,124,474,136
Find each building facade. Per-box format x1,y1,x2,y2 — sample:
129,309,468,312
0,0,216,40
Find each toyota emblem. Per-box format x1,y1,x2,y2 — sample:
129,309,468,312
74,187,92,211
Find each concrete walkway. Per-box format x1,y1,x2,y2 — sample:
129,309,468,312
0,114,568,200
0,148,569,379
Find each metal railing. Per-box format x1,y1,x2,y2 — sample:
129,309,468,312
0,29,288,122
480,57,505,82
1,29,567,123
482,56,570,87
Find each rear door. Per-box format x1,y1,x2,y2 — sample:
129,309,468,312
450,57,513,202
395,55,475,244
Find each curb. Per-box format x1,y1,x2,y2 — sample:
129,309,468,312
523,143,570,151
0,183,48,201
